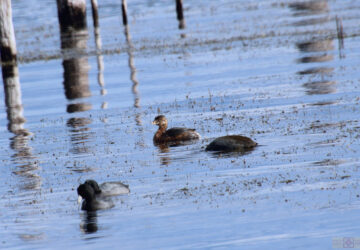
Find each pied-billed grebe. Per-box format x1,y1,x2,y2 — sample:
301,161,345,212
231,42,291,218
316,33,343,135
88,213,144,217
152,115,200,144
77,180,130,211
205,135,257,152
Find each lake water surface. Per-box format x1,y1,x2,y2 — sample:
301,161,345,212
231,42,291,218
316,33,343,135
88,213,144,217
1,0,360,249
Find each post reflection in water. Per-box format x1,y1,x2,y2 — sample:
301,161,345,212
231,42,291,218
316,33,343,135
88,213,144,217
60,27,94,160
124,25,142,126
122,24,146,155
93,27,108,108
290,0,329,26
291,0,337,97
2,63,40,190
61,29,91,101
175,0,186,38
66,117,92,155
335,16,345,59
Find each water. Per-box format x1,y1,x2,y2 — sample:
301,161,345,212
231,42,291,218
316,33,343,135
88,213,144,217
1,0,360,249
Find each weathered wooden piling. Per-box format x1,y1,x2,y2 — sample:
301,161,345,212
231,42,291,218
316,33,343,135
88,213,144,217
90,0,99,28
175,0,186,29
121,0,128,26
56,0,87,32
0,0,17,64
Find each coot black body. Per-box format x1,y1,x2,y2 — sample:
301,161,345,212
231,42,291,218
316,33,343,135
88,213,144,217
205,135,257,152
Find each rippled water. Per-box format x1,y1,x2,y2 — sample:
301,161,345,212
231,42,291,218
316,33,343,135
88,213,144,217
1,0,360,249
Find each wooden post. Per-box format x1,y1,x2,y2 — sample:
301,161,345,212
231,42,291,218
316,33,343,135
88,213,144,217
56,0,87,32
121,0,128,26
175,0,185,29
90,0,99,28
0,0,17,63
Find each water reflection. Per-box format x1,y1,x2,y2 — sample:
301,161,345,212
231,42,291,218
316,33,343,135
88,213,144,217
335,16,345,59
290,0,329,26
156,144,171,166
297,67,333,75
94,27,107,102
60,27,94,159
80,211,98,234
2,64,40,190
175,0,186,38
291,0,336,96
207,147,256,159
302,80,336,95
66,118,93,155
61,30,91,101
123,25,145,150
289,1,329,15
297,40,333,53
89,0,107,106
296,40,334,64
176,0,186,29
155,141,199,166
124,26,141,125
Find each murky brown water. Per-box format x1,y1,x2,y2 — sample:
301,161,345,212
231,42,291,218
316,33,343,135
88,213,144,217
1,0,360,249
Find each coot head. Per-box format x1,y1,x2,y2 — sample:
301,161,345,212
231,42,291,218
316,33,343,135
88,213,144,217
77,183,96,202
84,179,101,194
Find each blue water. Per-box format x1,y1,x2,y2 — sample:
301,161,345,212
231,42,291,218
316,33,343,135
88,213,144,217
1,0,360,249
